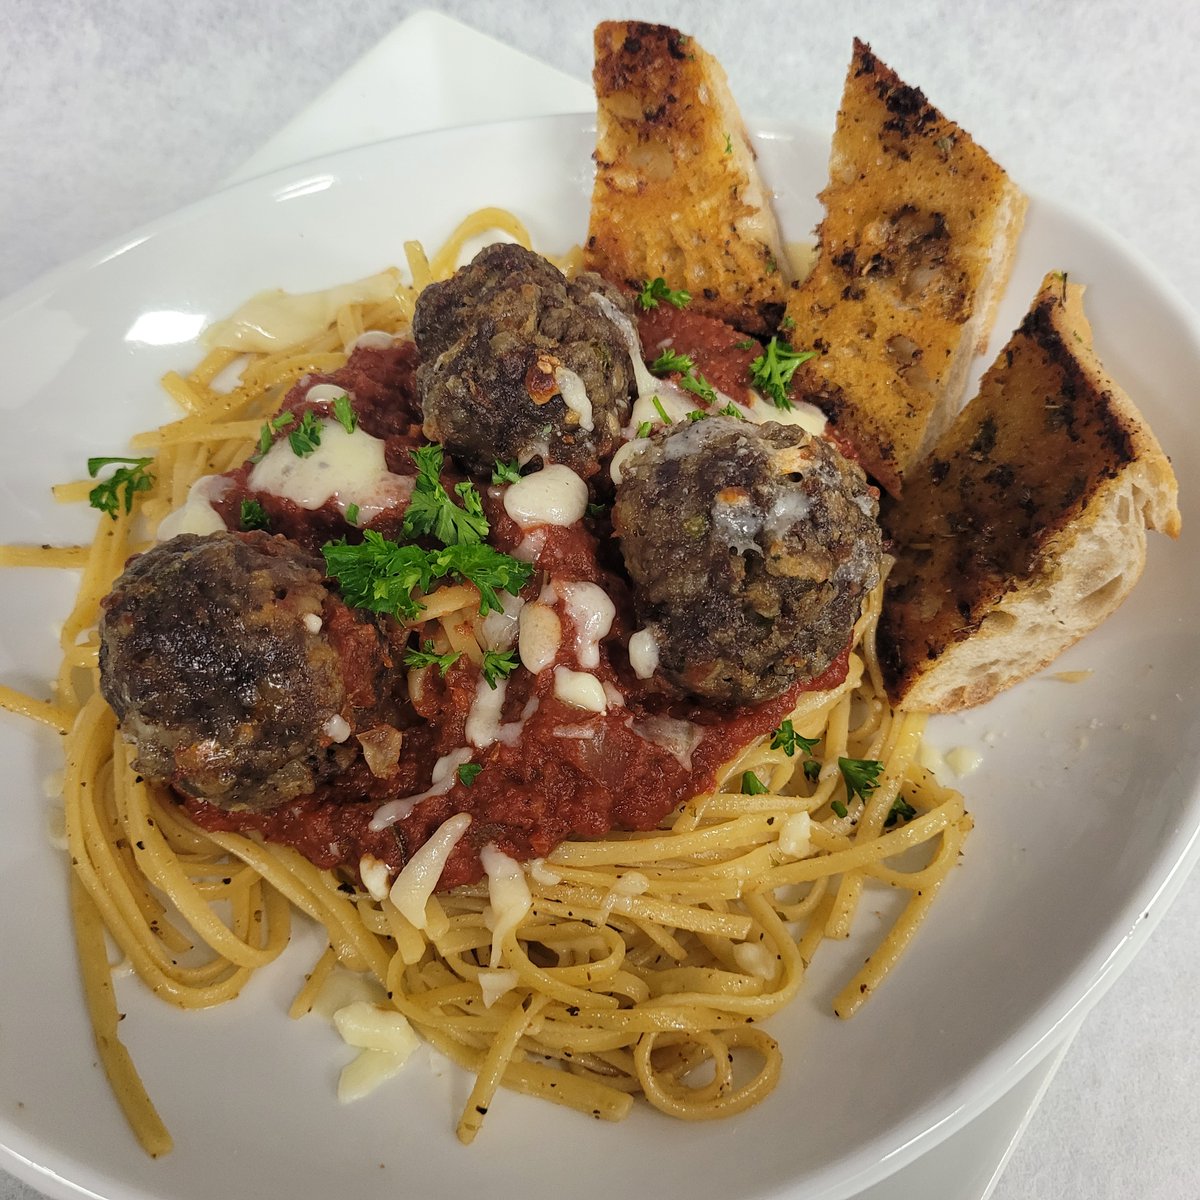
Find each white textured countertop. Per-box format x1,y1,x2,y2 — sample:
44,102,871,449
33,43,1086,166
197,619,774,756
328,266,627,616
2,3,1198,1198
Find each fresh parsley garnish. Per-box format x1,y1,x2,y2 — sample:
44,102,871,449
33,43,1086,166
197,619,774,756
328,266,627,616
439,543,530,615
635,420,653,440
651,396,671,425
404,639,461,676
685,409,707,423
680,371,717,406
838,757,885,804
324,533,532,621
770,720,820,758
884,796,918,829
749,338,816,411
457,762,483,787
288,410,323,457
831,799,849,819
637,278,692,311
481,649,519,689
402,444,489,547
650,349,695,376
716,402,746,421
492,459,522,485
254,412,295,460
323,532,435,621
803,759,822,783
239,498,269,531
585,502,608,519
741,771,768,796
87,456,155,519
345,502,361,525
332,394,357,434
723,132,733,155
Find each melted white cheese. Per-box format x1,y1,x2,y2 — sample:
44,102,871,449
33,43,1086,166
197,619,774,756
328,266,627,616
481,590,525,651
465,676,508,749
248,420,413,521
628,629,660,679
322,714,351,743
503,464,588,529
554,366,594,432
348,329,396,352
628,714,702,769
388,812,472,929
481,843,532,968
369,747,472,831
518,601,562,674
609,437,651,485
204,270,402,352
156,475,231,541
778,811,812,859
560,581,615,669
358,854,391,901
553,667,608,713
478,968,521,1009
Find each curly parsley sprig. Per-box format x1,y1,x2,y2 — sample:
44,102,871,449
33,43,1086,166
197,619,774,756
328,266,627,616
87,456,155,519
637,277,692,311
402,444,490,546
749,337,817,410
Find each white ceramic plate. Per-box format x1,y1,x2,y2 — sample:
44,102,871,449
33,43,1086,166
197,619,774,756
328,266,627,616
1,116,1197,1200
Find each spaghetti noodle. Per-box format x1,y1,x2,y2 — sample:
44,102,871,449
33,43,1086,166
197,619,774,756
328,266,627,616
0,208,970,1154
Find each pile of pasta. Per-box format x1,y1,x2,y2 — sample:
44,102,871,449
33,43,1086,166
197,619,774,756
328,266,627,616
0,209,971,1154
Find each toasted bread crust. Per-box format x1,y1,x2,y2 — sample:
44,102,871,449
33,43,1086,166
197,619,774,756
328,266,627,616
585,21,789,337
878,273,1181,712
788,39,1027,495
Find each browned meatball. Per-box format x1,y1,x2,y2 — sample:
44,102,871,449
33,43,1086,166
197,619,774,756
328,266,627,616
98,531,400,812
612,418,882,705
413,243,636,479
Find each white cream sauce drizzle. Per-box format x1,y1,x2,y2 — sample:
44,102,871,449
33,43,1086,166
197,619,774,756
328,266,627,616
503,464,588,529
248,419,413,522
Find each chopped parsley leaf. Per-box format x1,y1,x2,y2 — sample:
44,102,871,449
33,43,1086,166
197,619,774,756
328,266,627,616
457,762,483,787
838,756,885,804
636,420,654,439
741,771,768,796
651,396,671,425
884,796,918,829
87,456,155,519
803,759,822,783
586,501,608,519
749,337,816,410
637,277,692,311
239,498,269,531
716,402,747,421
253,412,295,460
288,410,323,457
650,348,695,376
345,502,361,525
685,409,707,423
733,339,756,351
723,132,733,155
404,639,461,676
830,799,849,819
402,444,489,546
680,371,717,406
481,648,519,689
492,459,522,485
438,543,533,615
332,394,357,434
770,720,820,758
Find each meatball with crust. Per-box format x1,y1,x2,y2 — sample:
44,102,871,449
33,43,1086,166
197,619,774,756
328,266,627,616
99,531,402,812
413,243,637,479
613,418,883,705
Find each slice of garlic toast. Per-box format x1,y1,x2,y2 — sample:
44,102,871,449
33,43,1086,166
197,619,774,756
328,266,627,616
787,39,1027,496
878,272,1180,712
585,20,789,337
